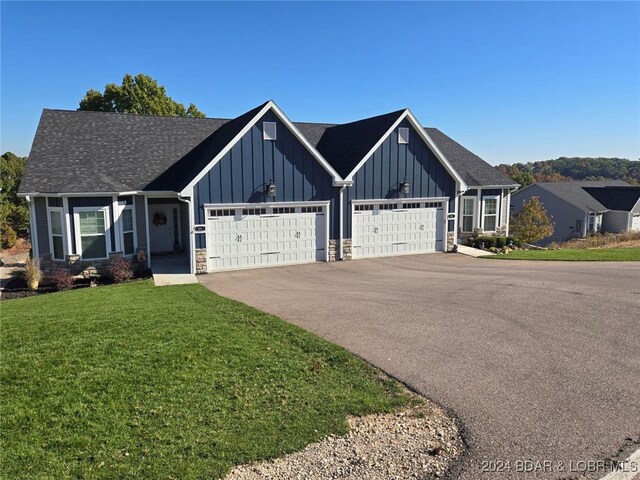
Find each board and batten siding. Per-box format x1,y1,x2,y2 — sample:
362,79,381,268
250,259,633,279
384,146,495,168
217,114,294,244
344,120,456,238
193,111,337,248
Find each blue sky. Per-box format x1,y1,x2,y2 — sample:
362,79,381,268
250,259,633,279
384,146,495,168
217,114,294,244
1,1,639,164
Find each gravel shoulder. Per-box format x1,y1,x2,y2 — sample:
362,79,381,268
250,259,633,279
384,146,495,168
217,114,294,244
226,391,464,480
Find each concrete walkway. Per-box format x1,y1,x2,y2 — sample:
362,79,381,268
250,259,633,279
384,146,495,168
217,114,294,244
150,253,198,286
153,273,198,286
456,244,495,257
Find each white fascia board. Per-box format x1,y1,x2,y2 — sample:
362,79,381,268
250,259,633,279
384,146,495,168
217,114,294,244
180,101,343,197
343,109,468,193
344,110,408,182
404,110,467,191
467,184,520,189
19,191,180,198
268,102,343,184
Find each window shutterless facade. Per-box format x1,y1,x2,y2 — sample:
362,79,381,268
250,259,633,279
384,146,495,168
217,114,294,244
482,196,499,232
47,206,65,260
121,206,135,255
73,207,110,260
461,197,476,232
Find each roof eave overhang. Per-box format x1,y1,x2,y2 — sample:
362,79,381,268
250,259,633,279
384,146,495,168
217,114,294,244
18,190,181,197
343,109,468,192
179,100,344,197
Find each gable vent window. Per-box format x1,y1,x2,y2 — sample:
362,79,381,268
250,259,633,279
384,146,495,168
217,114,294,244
263,122,277,140
398,127,409,144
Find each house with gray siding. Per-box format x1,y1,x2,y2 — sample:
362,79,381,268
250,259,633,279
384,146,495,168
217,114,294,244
19,100,517,275
583,186,640,233
511,180,634,245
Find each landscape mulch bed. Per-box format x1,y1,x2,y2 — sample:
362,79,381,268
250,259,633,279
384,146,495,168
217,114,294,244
0,270,153,301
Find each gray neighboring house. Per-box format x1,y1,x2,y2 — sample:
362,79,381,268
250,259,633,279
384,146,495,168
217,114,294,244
511,180,633,244
18,100,517,276
583,186,640,233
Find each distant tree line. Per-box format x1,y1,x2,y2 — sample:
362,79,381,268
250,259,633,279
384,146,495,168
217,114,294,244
496,157,640,189
1,152,29,248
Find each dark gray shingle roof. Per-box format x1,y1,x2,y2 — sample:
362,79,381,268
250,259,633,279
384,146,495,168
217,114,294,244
533,180,630,212
424,128,517,187
19,105,515,194
314,110,406,178
20,109,230,193
582,186,640,211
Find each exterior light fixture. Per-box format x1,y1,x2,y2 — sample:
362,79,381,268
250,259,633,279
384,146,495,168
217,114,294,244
267,179,277,198
400,177,410,195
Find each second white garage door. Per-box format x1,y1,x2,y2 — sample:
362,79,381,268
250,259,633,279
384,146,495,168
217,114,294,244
206,204,328,272
352,201,445,259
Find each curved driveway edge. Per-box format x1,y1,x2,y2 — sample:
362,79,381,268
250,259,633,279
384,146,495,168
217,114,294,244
199,254,640,479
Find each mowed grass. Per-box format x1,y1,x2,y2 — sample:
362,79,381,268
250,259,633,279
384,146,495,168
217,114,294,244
484,246,640,261
1,281,412,479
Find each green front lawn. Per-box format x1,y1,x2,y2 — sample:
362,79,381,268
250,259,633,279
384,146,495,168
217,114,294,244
484,246,640,261
1,282,412,479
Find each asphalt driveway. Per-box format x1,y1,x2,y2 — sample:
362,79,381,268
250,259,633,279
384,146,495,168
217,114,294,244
199,254,640,479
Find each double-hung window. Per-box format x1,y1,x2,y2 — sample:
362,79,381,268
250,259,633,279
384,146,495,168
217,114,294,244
75,207,110,260
461,197,476,232
48,205,65,260
121,206,135,255
482,197,499,232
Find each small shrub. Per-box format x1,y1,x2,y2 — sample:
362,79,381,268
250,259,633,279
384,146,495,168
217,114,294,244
21,258,42,290
473,236,497,249
108,257,133,283
1,225,18,249
134,250,147,272
49,270,74,291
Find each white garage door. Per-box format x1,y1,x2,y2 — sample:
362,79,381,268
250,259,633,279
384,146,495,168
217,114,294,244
206,204,327,272
352,201,445,259
632,214,640,231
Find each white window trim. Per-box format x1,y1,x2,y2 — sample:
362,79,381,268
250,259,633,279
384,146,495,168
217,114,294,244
263,121,277,140
398,127,409,144
46,205,67,260
121,204,137,255
73,206,111,260
481,195,500,232
460,196,477,233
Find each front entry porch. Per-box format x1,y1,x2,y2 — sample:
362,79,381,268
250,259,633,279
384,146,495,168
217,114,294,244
151,254,197,286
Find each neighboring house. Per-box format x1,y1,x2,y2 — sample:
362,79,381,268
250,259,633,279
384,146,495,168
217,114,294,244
18,100,517,275
511,180,632,244
582,186,640,233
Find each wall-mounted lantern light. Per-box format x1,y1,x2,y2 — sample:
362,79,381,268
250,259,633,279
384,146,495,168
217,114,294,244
400,177,410,195
267,179,277,198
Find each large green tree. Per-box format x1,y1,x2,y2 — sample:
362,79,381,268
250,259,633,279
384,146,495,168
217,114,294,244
79,73,205,117
1,152,29,248
510,196,555,244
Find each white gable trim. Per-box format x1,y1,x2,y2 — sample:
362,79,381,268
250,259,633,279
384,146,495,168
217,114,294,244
180,101,343,197
343,109,468,192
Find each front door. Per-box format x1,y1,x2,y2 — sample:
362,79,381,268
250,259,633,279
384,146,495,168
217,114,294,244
149,204,176,253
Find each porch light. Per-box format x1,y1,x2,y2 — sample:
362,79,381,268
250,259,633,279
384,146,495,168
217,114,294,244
267,179,277,198
400,178,410,195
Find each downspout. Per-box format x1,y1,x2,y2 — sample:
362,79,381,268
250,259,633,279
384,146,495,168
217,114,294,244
26,196,39,259
178,194,195,274
144,196,151,269
339,186,346,260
